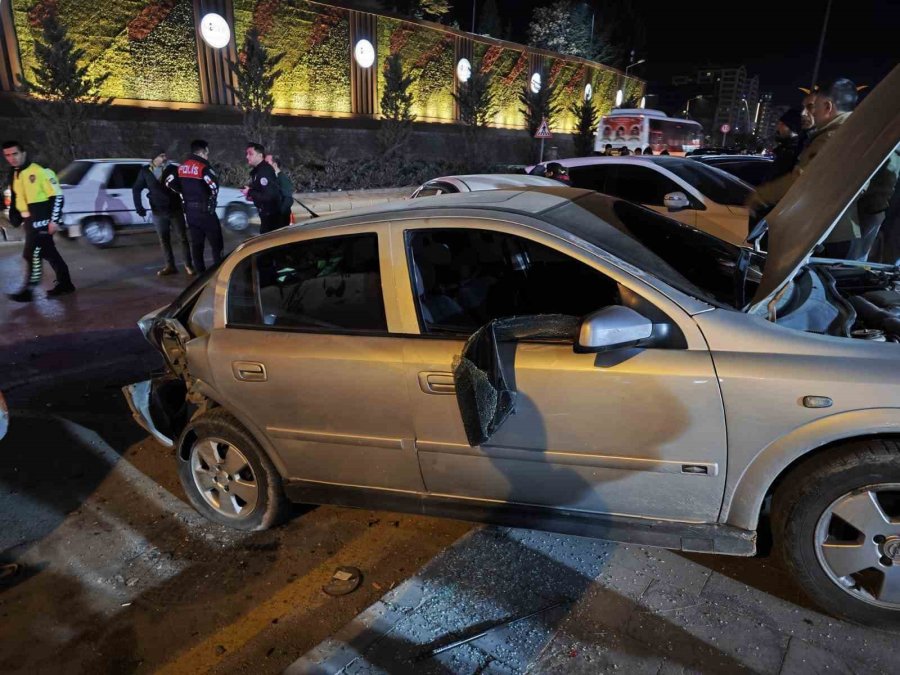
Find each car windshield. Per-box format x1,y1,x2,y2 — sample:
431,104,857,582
57,161,93,186
540,192,761,308
652,158,754,206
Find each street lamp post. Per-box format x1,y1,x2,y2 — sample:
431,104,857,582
625,58,646,78
685,95,703,119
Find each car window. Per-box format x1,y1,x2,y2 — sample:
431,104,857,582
415,182,457,198
603,165,683,207
406,228,620,335
714,161,773,187
57,161,93,186
567,165,614,193
227,233,387,332
107,164,141,190
655,159,753,206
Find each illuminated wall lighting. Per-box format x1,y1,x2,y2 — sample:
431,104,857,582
530,72,541,93
199,13,230,49
354,39,375,68
584,83,593,101
615,89,623,106
456,58,471,83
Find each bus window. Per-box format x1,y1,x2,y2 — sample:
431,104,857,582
649,119,702,155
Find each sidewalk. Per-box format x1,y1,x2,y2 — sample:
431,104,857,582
289,526,895,674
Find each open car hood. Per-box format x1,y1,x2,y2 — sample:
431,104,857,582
750,65,900,312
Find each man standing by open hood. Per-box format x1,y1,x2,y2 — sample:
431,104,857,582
755,79,899,260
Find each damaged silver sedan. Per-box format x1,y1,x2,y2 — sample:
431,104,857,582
125,67,900,627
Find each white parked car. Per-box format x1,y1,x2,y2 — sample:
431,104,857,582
56,159,256,247
410,174,564,198
530,156,754,247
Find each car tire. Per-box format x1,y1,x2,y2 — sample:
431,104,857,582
772,439,900,628
177,409,289,531
82,217,116,247
223,203,251,232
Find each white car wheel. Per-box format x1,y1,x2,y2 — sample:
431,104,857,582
83,218,116,247
224,204,250,232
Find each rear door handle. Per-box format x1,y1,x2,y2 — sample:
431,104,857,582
418,371,455,395
233,361,267,382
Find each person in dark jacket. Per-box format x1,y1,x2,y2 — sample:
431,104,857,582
132,150,193,276
243,143,281,234
768,108,803,181
266,154,294,229
165,139,223,274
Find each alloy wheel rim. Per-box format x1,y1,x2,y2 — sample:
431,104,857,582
190,437,259,519
85,221,113,244
814,483,900,609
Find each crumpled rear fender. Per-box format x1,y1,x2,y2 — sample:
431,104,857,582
122,376,188,448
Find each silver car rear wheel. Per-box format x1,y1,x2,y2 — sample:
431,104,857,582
83,218,116,247
224,204,250,232
815,484,900,610
189,437,259,519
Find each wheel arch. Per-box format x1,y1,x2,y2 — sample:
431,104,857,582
722,408,900,531
175,385,291,480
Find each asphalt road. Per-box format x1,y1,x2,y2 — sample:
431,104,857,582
0,230,469,674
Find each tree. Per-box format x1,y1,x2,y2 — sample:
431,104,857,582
570,98,598,156
378,54,416,155
227,27,283,149
478,0,502,37
519,78,561,157
385,0,452,20
17,12,110,164
453,69,498,159
527,1,592,58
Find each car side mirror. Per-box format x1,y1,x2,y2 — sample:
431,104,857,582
575,306,653,353
664,191,691,212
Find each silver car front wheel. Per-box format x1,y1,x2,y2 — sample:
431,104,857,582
224,204,250,232
773,440,900,627
815,484,900,609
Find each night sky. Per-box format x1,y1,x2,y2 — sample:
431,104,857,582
449,0,898,107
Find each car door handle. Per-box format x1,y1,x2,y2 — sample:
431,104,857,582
418,371,455,395
233,361,267,382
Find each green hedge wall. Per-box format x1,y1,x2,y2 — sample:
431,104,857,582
13,0,202,103
377,16,454,122
233,0,351,114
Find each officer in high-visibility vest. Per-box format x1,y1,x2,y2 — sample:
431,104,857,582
2,140,74,302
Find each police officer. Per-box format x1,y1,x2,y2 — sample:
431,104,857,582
243,143,281,234
2,140,74,302
165,140,223,274
132,149,194,276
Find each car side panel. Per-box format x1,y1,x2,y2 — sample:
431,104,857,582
695,308,900,530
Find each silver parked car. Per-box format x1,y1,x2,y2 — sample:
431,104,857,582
125,67,900,627
410,173,565,198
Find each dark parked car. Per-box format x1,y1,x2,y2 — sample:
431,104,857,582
691,155,775,187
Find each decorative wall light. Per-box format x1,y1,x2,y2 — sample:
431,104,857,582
615,89,624,107
354,39,375,68
456,58,472,83
584,83,593,101
639,96,646,108
199,13,230,49
530,72,542,94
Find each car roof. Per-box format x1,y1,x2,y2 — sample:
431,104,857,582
73,158,149,163
426,174,563,190
692,155,772,162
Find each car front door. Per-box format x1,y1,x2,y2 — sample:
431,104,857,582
204,228,424,492
603,164,701,231
392,220,727,522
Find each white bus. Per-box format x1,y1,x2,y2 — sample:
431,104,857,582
595,109,703,156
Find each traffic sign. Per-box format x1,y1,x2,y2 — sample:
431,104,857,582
535,118,552,139
720,123,731,134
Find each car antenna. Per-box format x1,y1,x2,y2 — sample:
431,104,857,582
292,197,319,219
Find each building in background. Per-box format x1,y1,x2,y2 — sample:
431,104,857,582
755,92,789,146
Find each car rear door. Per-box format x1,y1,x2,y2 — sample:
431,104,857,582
204,226,423,492
103,163,147,227
603,164,701,231
391,219,727,523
